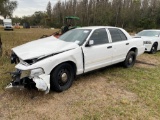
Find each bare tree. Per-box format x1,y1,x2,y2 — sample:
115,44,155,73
48,0,160,30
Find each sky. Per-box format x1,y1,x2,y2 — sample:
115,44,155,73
10,0,60,17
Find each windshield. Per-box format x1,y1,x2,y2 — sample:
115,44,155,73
137,30,160,37
59,29,91,45
4,23,12,26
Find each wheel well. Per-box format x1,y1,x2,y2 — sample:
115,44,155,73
129,47,138,55
50,61,77,75
154,42,158,46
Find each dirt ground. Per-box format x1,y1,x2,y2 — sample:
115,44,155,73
135,53,159,68
0,76,141,120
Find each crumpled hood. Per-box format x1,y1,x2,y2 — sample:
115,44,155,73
12,36,79,60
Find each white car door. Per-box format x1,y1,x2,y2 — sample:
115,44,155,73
82,28,113,72
108,28,130,64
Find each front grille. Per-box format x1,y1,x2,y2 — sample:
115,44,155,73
6,26,11,28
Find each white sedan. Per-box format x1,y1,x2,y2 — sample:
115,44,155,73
136,30,160,54
6,26,145,93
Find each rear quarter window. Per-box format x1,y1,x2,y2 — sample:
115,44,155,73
108,28,127,42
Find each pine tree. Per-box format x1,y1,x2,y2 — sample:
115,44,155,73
46,1,52,20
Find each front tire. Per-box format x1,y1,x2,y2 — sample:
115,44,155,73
150,43,158,54
50,63,74,92
123,51,136,68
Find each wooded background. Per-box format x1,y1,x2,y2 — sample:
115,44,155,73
2,0,160,32
50,0,160,31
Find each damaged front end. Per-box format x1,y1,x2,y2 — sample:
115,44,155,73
6,70,36,90
6,36,79,94
6,68,50,94
6,53,50,94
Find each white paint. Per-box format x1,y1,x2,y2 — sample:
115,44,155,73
33,74,50,94
141,36,160,52
12,36,79,60
9,26,145,93
3,19,13,30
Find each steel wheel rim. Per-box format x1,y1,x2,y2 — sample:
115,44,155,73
58,68,70,86
152,46,155,52
61,73,68,82
128,56,133,65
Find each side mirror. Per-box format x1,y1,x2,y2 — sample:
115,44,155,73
86,40,94,47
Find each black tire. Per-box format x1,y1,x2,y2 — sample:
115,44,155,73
123,51,136,68
50,63,74,92
150,43,158,54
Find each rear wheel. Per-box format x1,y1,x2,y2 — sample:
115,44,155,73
123,51,136,68
150,43,158,54
50,63,74,92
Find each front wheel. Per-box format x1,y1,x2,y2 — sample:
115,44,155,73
50,63,74,92
150,43,158,54
123,51,136,68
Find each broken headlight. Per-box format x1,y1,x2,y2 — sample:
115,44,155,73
21,70,30,78
19,58,38,66
24,59,37,65
30,68,45,78
11,51,19,64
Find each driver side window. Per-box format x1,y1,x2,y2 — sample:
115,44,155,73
89,28,109,45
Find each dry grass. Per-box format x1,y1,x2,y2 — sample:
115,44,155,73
0,28,160,120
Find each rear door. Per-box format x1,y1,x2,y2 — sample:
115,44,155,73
108,28,130,64
82,28,113,72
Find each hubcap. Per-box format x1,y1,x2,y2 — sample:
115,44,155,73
61,72,68,83
129,57,133,64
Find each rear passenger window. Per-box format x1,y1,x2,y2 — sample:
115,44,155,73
89,28,109,45
108,28,127,42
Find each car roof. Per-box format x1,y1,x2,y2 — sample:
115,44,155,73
77,26,120,30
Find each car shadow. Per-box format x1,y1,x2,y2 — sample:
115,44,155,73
136,60,156,66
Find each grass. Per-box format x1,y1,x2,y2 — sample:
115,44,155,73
0,28,160,120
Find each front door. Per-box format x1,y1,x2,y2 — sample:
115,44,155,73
82,28,113,72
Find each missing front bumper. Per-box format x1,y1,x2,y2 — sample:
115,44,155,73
6,70,50,94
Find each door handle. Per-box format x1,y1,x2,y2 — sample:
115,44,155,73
126,43,129,45
107,46,112,49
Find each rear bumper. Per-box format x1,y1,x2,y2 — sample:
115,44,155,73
137,46,145,56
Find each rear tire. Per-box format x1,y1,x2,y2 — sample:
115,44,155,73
123,51,136,68
150,43,158,54
50,63,74,92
